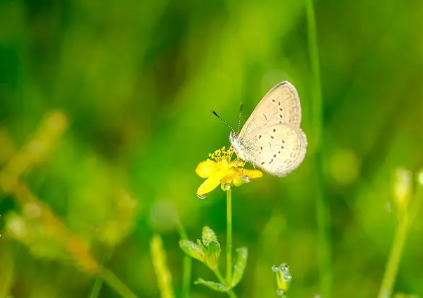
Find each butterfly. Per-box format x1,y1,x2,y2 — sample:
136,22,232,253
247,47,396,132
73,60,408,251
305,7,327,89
230,81,307,177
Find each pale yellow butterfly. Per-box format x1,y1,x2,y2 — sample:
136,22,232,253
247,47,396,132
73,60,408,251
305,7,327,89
230,81,307,177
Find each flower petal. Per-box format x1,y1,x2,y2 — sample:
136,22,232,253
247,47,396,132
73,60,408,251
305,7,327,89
195,160,219,178
230,168,263,187
197,169,234,196
242,169,263,179
197,178,220,197
232,175,250,187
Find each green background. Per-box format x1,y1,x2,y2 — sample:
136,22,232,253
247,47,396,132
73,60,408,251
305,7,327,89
0,0,422,298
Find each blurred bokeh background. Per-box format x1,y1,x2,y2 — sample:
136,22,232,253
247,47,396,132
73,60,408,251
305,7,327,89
1,0,423,298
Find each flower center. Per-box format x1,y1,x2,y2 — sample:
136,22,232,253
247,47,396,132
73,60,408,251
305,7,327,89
209,147,245,167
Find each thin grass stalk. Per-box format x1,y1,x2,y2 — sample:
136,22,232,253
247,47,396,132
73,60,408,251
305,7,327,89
305,1,332,297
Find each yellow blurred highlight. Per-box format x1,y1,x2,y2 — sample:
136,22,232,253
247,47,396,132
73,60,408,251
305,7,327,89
329,148,360,185
418,171,423,186
0,111,100,274
5,182,100,273
100,189,139,246
392,168,412,211
150,234,175,298
0,111,68,193
6,214,28,239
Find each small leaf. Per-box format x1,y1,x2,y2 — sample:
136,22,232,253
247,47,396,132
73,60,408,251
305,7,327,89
179,239,205,262
205,241,221,270
273,263,292,293
195,278,230,292
201,226,218,247
197,239,208,255
231,247,248,287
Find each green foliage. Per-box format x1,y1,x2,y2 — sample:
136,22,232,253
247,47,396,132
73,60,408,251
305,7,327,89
205,241,221,271
194,279,231,293
179,239,206,263
0,0,423,297
179,225,247,296
272,263,292,297
231,247,248,287
201,226,218,247
179,226,223,272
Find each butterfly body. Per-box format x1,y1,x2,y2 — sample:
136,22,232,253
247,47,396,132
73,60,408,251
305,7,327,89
230,81,307,177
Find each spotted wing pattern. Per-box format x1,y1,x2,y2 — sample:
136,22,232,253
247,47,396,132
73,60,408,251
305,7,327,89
239,124,307,177
239,81,301,140
233,81,307,176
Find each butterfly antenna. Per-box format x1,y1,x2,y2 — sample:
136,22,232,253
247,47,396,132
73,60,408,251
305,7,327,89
237,103,243,132
212,110,235,132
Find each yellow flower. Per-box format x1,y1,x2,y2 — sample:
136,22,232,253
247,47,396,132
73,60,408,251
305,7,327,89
195,147,263,198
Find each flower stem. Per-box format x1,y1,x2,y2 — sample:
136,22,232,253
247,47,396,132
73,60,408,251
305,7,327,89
100,268,139,298
305,1,332,297
377,213,409,298
226,188,233,284
378,179,423,298
177,221,192,298
214,269,237,298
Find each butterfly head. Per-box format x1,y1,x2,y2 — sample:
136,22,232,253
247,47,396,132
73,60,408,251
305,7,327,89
229,131,247,161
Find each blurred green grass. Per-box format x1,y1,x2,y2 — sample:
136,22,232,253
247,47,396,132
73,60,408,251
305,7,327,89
1,0,423,298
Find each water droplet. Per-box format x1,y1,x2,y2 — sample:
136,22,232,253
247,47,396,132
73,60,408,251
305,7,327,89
271,265,279,272
276,289,285,296
222,183,231,191
241,175,250,183
418,171,423,185
279,263,289,274
283,273,292,281
197,194,207,200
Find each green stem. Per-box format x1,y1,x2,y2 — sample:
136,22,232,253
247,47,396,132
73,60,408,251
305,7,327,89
100,268,139,298
305,0,323,142
177,221,192,298
305,0,331,297
378,178,423,298
214,269,237,298
377,213,409,298
89,252,111,298
89,275,103,298
182,255,192,298
409,177,423,224
226,188,233,284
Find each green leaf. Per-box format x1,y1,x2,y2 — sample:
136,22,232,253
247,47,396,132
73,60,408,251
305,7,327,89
195,278,230,292
197,239,208,255
179,239,205,262
231,247,248,287
205,241,221,270
201,226,218,247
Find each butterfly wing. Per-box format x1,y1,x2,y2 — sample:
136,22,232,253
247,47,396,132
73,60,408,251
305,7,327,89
239,81,302,140
239,123,307,177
